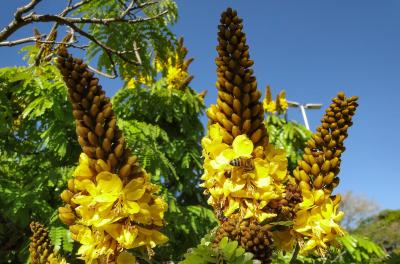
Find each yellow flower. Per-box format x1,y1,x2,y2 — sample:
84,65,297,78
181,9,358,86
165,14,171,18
166,65,188,90
298,189,327,210
294,198,345,254
73,153,95,180
263,86,288,114
104,223,138,249
72,225,114,263
277,90,288,113
243,200,277,222
263,86,276,113
132,226,169,248
72,172,147,226
201,129,288,222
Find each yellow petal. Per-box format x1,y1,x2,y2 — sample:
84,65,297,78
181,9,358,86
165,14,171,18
225,199,239,216
232,135,253,157
73,163,94,180
209,124,223,142
244,208,253,219
302,238,317,251
254,176,271,188
124,178,145,192
124,201,141,214
117,252,136,264
96,172,123,193
125,188,146,201
94,193,118,203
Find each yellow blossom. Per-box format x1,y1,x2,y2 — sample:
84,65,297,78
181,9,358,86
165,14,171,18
166,65,189,90
263,86,288,114
294,198,345,254
72,172,150,227
73,153,95,180
73,225,114,263
201,124,288,222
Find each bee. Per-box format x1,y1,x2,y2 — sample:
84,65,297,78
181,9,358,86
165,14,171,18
229,156,255,171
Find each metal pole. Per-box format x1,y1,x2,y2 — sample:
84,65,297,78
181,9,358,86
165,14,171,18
299,104,310,130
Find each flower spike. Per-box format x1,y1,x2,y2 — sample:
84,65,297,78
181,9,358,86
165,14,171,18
208,7,267,147
29,222,67,264
56,48,168,262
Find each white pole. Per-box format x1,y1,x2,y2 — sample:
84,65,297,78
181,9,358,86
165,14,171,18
299,104,310,130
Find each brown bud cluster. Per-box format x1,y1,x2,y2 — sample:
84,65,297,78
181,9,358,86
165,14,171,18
214,214,273,263
207,7,267,147
56,48,144,181
29,222,61,264
266,184,303,221
293,92,359,194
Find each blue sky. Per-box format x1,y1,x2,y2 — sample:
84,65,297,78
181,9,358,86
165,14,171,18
1,1,399,209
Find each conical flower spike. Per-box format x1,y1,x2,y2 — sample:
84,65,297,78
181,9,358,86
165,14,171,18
57,48,141,178
56,48,168,262
208,7,267,147
293,92,359,194
29,222,66,264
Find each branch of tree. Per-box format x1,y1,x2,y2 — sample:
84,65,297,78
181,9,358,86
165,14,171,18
0,35,46,47
0,0,167,78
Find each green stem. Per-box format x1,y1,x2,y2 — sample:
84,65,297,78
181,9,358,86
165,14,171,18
289,243,300,264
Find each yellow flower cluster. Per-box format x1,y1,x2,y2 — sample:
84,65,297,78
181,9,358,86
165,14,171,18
294,189,345,254
201,123,288,223
263,86,288,114
69,153,168,263
166,63,189,90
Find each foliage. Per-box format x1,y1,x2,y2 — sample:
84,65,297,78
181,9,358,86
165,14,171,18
354,210,400,255
272,234,387,263
157,194,218,260
113,71,211,260
0,55,79,262
180,235,260,264
75,0,178,79
113,81,205,205
265,114,311,171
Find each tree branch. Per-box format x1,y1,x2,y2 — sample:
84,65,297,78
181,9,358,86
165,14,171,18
0,0,169,78
0,35,46,47
0,0,42,41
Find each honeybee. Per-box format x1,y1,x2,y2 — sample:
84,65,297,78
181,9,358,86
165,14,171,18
229,156,255,171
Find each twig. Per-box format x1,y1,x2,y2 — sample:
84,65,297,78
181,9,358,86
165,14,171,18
0,37,88,49
289,242,300,264
0,35,46,46
33,0,93,65
27,10,168,25
0,0,42,41
0,0,169,78
133,41,142,65
87,65,117,79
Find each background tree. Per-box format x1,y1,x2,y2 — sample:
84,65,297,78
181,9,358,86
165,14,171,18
353,210,400,261
0,0,217,262
340,190,380,230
